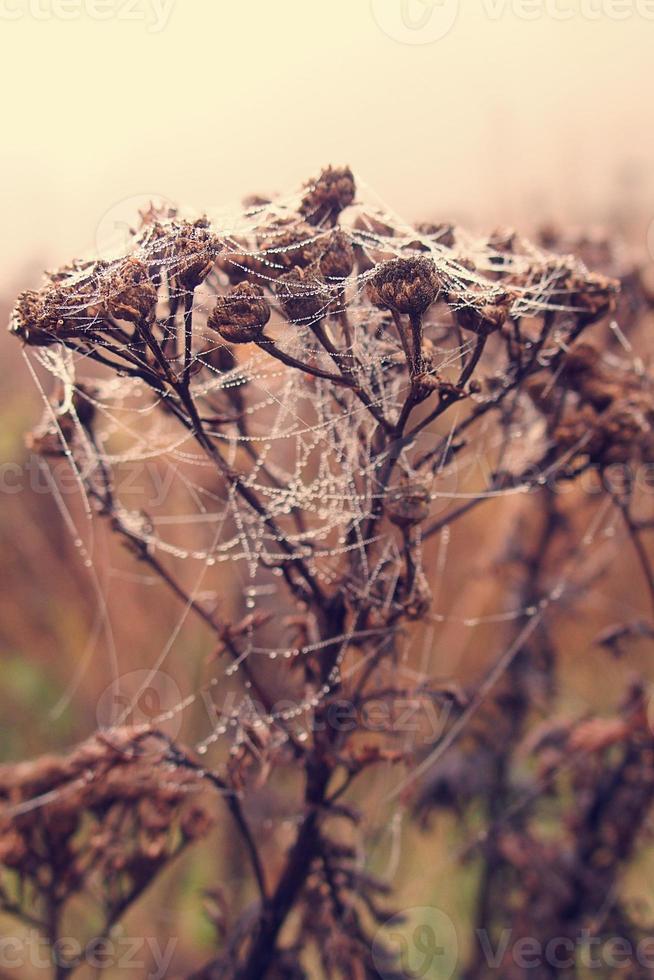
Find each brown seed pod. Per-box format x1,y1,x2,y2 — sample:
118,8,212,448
136,217,221,290
173,220,222,290
208,282,271,344
570,271,619,325
256,219,322,276
562,344,620,411
217,237,267,285
385,479,431,529
318,230,355,281
449,287,513,335
11,268,100,346
275,266,329,324
104,258,158,324
11,289,67,346
300,165,356,226
598,399,653,466
368,257,439,317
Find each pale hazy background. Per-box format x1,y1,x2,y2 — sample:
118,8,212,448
1,0,653,281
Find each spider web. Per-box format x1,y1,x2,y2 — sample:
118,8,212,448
7,168,631,818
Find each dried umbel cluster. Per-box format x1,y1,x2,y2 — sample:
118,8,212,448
0,728,212,966
10,167,649,980
527,342,654,471
465,683,654,980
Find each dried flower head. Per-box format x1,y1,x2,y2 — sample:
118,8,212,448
0,729,214,927
368,257,439,316
561,344,622,411
571,270,620,324
103,258,158,324
11,265,100,345
275,266,329,324
256,219,322,276
449,286,514,334
217,238,267,285
11,288,73,346
318,230,355,280
139,218,221,291
300,166,356,226
208,282,271,344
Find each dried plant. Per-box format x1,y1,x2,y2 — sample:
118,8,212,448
6,168,654,978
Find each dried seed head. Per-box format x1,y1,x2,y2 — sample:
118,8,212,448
571,271,619,324
11,273,98,346
173,220,222,290
217,238,267,285
599,399,654,465
136,217,221,290
103,258,158,324
385,478,431,528
257,219,322,275
208,282,271,344
318,230,355,280
275,266,329,324
369,257,439,316
449,287,513,335
562,345,625,411
11,289,65,346
300,166,356,226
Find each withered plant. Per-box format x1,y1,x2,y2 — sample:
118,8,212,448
5,168,654,978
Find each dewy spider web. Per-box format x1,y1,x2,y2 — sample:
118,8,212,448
9,166,630,809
